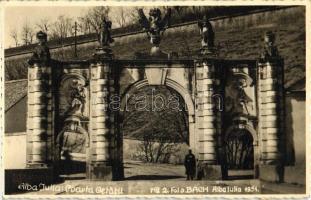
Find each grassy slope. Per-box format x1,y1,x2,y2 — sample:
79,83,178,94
5,8,305,89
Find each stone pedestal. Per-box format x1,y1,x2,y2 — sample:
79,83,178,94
259,164,284,182
197,163,223,180
88,163,113,181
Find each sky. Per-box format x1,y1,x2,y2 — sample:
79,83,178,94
4,6,151,49
4,6,90,48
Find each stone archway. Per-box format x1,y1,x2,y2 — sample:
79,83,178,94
120,78,195,147
224,123,259,179
116,78,196,179
24,15,286,183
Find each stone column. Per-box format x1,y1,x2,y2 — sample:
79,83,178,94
27,64,50,167
195,60,222,180
26,32,53,169
88,47,114,180
258,31,284,182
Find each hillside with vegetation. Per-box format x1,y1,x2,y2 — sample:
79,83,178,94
5,7,305,89
121,86,189,163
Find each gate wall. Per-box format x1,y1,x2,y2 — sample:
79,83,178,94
25,30,285,182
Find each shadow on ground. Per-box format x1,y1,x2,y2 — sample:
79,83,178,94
124,175,185,180
226,175,254,180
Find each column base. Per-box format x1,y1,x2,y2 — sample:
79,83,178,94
26,163,50,168
259,164,284,183
197,162,223,180
87,162,112,181
112,161,124,180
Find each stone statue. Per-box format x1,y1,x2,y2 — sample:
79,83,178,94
57,116,89,157
28,31,50,65
261,31,279,59
235,77,253,115
67,80,86,117
225,74,254,116
138,8,171,47
99,18,114,47
198,15,215,54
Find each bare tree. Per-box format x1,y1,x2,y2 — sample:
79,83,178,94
21,22,35,45
50,15,74,40
36,17,51,33
112,7,130,28
79,6,110,35
126,7,141,24
138,127,180,163
77,16,92,35
28,29,35,44
10,28,19,47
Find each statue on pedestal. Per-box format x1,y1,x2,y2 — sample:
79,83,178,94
28,31,50,65
138,8,171,56
198,15,215,55
95,18,114,59
261,31,279,59
99,18,114,48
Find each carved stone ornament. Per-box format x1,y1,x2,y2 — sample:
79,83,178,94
57,75,90,160
225,73,256,117
145,67,168,85
59,75,88,119
138,8,171,48
28,31,50,66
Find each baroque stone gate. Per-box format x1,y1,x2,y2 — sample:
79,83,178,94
26,10,285,181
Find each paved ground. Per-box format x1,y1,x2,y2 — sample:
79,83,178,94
11,161,306,196
123,160,186,181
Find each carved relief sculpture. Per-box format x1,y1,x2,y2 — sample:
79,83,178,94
225,73,255,117
57,75,89,160
67,80,86,117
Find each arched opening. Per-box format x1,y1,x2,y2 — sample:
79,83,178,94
224,128,255,180
119,81,194,181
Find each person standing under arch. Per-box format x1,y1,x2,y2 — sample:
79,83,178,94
184,149,196,180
